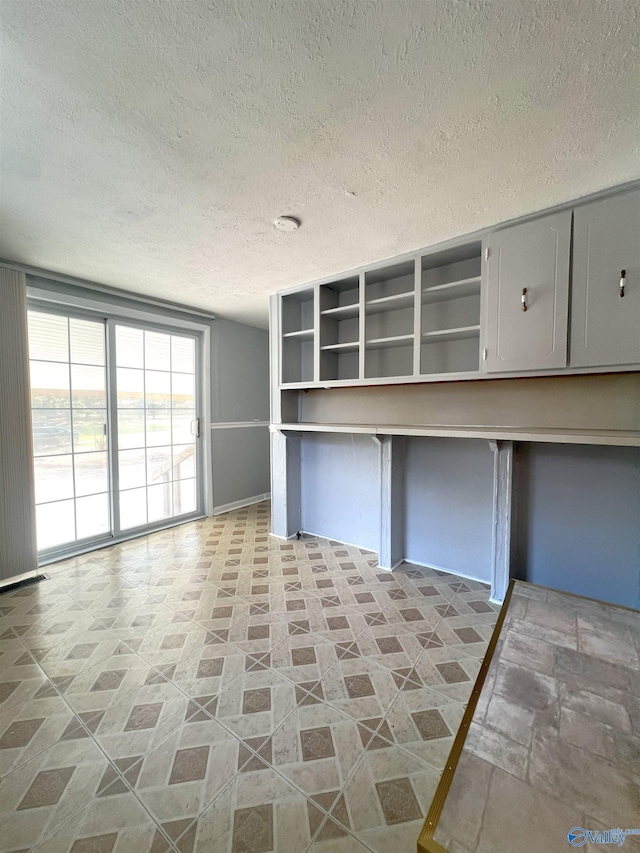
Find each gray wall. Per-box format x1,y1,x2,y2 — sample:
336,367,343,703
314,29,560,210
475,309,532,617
404,437,494,582
299,372,640,431
0,269,38,581
211,319,270,423
211,427,270,513
513,443,640,609
300,433,380,551
211,318,271,511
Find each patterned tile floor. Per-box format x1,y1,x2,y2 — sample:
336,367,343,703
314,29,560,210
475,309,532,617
0,502,499,853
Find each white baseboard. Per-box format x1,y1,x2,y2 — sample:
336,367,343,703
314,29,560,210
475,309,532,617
0,568,43,591
213,493,271,515
377,559,404,573
300,529,379,556
404,556,491,587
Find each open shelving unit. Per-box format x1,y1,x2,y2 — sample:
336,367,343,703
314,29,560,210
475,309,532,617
277,238,485,387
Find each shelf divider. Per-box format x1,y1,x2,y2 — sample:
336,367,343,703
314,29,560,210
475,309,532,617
282,328,314,340
366,334,414,350
421,325,480,344
320,341,359,353
421,276,481,304
320,303,359,318
366,291,415,314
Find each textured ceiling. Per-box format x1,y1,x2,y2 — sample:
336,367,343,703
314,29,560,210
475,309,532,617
1,0,639,328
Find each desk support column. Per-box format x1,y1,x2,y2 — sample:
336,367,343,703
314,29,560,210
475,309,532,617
270,429,301,539
489,439,513,603
378,435,405,571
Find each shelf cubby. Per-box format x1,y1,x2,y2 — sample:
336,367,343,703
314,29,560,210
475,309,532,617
420,335,480,374
281,288,315,384
364,260,416,379
281,288,314,335
319,277,360,381
282,336,314,384
419,242,482,374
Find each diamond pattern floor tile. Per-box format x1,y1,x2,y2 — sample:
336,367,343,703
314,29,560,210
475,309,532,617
0,502,495,852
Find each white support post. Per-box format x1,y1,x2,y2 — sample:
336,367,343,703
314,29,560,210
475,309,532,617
489,439,514,603
378,435,405,571
270,429,301,540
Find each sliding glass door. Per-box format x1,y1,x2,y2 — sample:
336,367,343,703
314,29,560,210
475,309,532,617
114,324,198,531
28,309,202,557
29,311,110,551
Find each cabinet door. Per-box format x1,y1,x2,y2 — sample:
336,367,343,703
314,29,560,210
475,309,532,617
571,189,640,368
485,211,570,372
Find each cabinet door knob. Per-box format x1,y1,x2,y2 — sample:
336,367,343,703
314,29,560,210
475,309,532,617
620,269,626,298
521,288,528,312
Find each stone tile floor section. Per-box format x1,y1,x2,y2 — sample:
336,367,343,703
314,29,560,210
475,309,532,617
433,581,640,853
0,502,499,853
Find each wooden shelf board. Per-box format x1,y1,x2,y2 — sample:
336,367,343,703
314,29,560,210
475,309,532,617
421,276,481,304
282,328,314,341
366,334,414,350
421,325,480,344
272,422,640,447
320,304,359,318
365,292,414,314
320,341,359,353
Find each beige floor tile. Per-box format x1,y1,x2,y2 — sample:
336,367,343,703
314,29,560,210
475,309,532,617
0,503,491,852
255,697,370,799
86,679,198,763
0,688,82,777
131,713,244,826
0,736,116,851
383,685,464,770
166,762,316,853
315,655,403,725
30,785,174,853
333,743,440,853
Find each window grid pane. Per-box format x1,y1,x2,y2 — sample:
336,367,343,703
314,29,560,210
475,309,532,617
29,314,199,550
29,310,110,551
115,326,197,531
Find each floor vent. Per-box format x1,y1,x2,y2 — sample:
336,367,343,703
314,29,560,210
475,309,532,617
0,574,49,596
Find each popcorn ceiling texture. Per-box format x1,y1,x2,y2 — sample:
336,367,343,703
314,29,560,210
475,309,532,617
1,0,638,327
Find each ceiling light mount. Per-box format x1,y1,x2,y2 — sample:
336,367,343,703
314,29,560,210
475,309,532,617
274,216,300,232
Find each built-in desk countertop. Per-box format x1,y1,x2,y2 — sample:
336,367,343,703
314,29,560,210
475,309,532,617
418,580,640,853
272,423,640,447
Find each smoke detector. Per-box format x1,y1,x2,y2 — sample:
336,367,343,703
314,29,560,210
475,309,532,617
274,216,300,232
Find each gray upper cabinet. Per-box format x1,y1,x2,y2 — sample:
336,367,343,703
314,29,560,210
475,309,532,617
570,188,640,368
485,210,571,373
275,183,638,388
